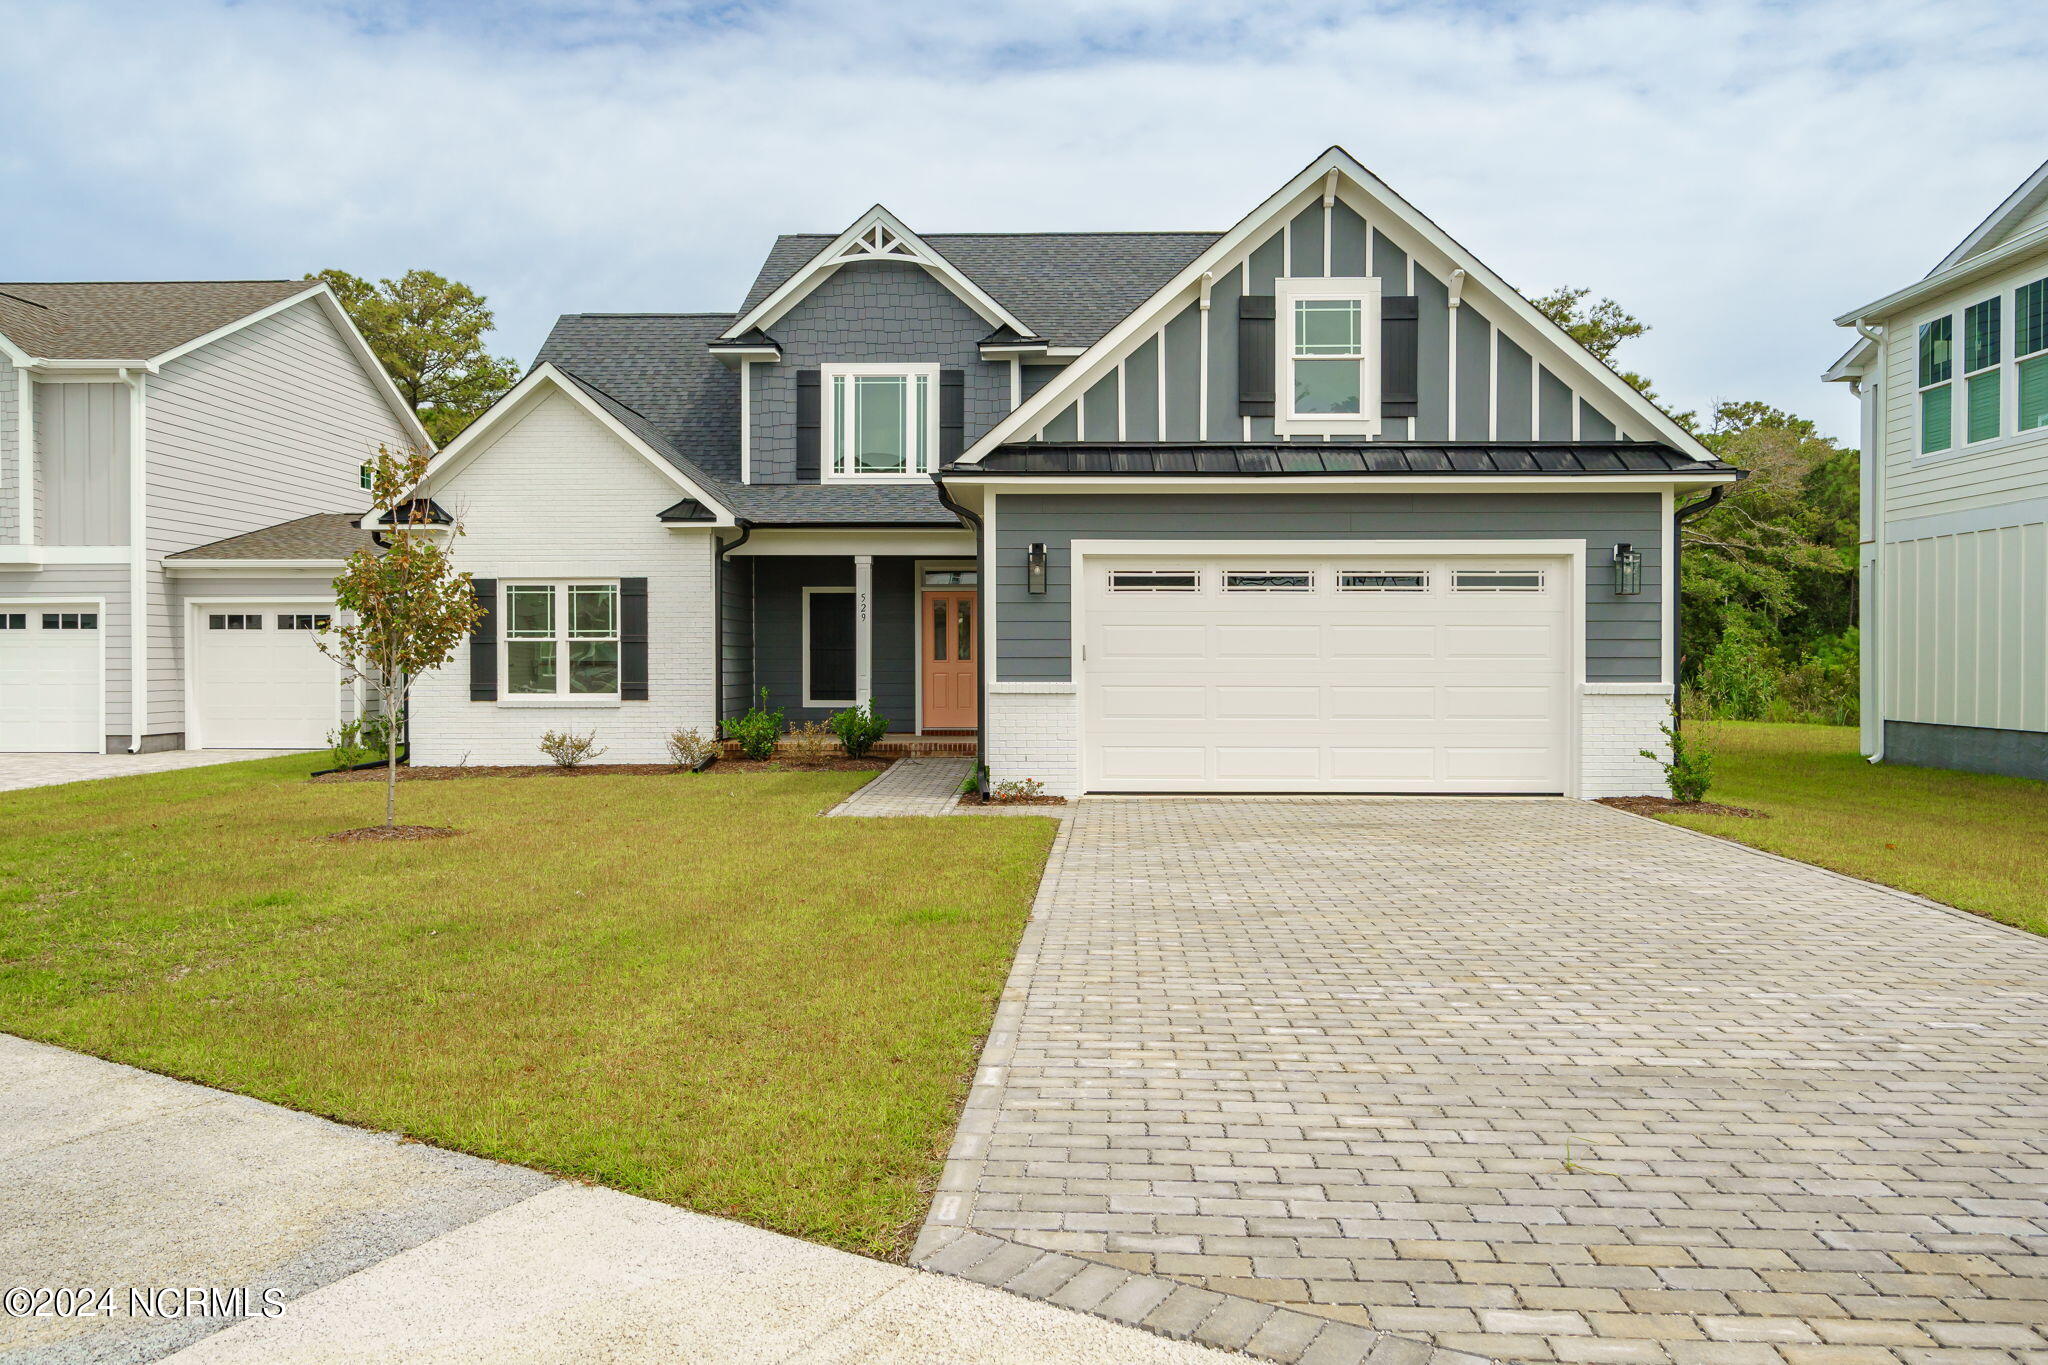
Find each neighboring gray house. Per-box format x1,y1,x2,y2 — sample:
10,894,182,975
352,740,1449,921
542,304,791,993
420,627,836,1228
1826,157,2048,780
399,147,1738,796
0,280,426,752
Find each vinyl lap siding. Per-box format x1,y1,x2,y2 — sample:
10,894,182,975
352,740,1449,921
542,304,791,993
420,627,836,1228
992,491,1666,684
143,298,410,734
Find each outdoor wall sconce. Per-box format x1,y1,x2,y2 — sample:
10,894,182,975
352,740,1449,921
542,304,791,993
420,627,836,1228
1612,542,1642,596
1027,542,1048,595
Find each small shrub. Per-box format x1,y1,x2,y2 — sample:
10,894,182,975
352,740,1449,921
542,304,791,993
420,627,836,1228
826,702,889,758
991,777,1046,801
1642,712,1714,803
1694,613,1779,720
959,763,987,796
326,719,371,770
539,729,608,769
726,688,784,760
784,720,836,764
665,727,717,769
1774,630,1859,726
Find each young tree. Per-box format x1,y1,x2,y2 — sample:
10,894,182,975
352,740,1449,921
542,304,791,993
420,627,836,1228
319,445,483,831
310,269,520,444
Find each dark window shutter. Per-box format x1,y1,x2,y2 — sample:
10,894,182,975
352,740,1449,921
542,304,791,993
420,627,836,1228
1381,295,1419,418
468,578,497,702
795,369,821,481
620,577,649,701
1238,294,1276,417
939,368,965,464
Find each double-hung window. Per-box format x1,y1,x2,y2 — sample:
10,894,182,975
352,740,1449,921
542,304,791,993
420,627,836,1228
504,582,619,699
2020,277,2048,433
1962,296,2003,445
1918,314,1954,454
1274,276,1381,436
824,363,937,481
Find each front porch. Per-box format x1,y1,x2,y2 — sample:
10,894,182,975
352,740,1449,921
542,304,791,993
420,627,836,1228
720,550,980,738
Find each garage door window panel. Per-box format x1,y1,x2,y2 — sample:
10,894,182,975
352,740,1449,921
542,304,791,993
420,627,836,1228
1453,569,1546,592
44,613,99,630
1109,569,1201,592
1339,570,1429,592
1223,569,1315,592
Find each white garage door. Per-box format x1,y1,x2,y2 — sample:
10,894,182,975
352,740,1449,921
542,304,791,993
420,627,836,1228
0,606,103,752
1081,554,1573,793
192,605,340,749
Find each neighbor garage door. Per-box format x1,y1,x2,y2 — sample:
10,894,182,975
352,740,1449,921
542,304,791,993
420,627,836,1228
191,605,339,749
0,606,102,752
1080,554,1572,793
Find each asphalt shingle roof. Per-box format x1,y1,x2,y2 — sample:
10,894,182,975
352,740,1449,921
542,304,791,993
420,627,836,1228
0,280,312,360
166,512,371,561
737,232,1220,348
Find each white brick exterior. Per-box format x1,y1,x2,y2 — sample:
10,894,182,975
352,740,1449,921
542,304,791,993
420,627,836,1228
1578,685,1674,799
408,388,718,766
986,684,1080,798
989,682,1674,800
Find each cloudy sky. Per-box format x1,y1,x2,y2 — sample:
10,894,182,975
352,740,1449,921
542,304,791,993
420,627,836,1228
4,0,2044,441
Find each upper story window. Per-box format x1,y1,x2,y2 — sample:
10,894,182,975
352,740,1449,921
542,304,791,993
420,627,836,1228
1963,296,2002,444
824,363,937,481
1918,314,1954,454
2020,277,2048,433
1275,276,1381,437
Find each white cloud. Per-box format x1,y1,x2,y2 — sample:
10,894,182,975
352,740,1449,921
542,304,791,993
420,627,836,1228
3,0,2044,438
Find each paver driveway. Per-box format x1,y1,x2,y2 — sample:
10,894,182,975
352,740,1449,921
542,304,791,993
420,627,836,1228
921,798,2048,1365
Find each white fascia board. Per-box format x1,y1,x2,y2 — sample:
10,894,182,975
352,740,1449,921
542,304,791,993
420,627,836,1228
165,559,348,574
1834,223,2048,326
401,364,737,526
1931,157,2048,274
0,330,33,367
942,474,1740,495
1822,335,1876,384
953,147,1715,463
720,205,1034,341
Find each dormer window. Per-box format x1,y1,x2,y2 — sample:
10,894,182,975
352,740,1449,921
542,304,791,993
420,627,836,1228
824,363,938,480
1275,276,1381,436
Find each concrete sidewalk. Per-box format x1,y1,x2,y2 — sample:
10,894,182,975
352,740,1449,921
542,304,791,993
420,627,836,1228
0,1032,1236,1364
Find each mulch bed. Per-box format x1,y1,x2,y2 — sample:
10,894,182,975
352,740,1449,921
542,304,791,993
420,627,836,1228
975,795,1069,806
323,825,462,842
313,759,890,783
1598,795,1766,819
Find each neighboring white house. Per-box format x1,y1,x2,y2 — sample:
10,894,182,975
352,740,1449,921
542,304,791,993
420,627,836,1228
1827,158,2048,780
0,280,427,752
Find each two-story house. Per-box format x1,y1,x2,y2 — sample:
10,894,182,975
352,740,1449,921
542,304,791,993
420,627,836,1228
396,147,1739,797
0,280,427,753
1827,157,2048,781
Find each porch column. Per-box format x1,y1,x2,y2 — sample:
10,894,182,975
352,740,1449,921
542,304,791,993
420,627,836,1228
854,554,873,708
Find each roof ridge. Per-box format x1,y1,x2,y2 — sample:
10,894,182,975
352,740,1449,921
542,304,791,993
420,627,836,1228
560,311,737,319
0,279,302,286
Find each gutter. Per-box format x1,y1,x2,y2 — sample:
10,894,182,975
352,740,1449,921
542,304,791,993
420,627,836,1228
712,519,753,732
929,477,987,797
1670,484,1730,731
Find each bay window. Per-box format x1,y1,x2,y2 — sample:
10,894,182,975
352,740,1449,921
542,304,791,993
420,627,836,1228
504,582,619,698
1274,276,1380,436
824,363,937,480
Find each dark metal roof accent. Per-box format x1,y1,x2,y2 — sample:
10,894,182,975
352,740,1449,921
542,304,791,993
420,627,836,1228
978,324,1044,349
0,280,311,360
738,233,1220,349
391,497,455,524
657,497,717,523
707,326,780,351
944,442,1736,478
166,511,370,561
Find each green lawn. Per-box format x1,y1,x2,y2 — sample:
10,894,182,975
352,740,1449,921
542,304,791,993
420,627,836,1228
0,757,1055,1259
1649,721,2048,937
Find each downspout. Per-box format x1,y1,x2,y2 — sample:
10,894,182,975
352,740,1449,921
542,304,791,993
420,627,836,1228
712,520,753,732
13,364,30,548
1670,484,1729,732
930,476,986,796
121,367,147,752
1853,321,1885,763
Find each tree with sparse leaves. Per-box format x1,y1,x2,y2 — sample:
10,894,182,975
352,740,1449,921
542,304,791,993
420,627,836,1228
311,269,520,444
318,445,483,831
1529,286,1679,418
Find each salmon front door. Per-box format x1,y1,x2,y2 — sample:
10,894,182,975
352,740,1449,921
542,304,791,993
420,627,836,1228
921,588,978,731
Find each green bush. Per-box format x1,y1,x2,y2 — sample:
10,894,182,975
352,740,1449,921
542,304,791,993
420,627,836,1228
726,688,784,760
827,703,890,758
1774,630,1859,726
1693,612,1779,720
1643,713,1714,803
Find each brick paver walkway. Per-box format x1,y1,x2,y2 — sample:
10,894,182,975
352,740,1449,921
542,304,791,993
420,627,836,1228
827,757,1071,819
0,749,302,792
921,798,2048,1365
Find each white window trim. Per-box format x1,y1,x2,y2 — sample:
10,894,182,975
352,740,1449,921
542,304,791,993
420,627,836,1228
821,362,941,483
1274,275,1382,437
801,585,858,709
498,580,622,707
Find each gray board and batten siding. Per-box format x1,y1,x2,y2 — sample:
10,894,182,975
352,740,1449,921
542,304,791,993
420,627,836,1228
1021,199,1632,448
991,491,1665,683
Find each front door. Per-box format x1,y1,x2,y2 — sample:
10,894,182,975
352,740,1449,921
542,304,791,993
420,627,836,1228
921,588,978,731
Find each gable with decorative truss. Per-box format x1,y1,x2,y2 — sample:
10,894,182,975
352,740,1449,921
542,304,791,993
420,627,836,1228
719,205,1035,343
